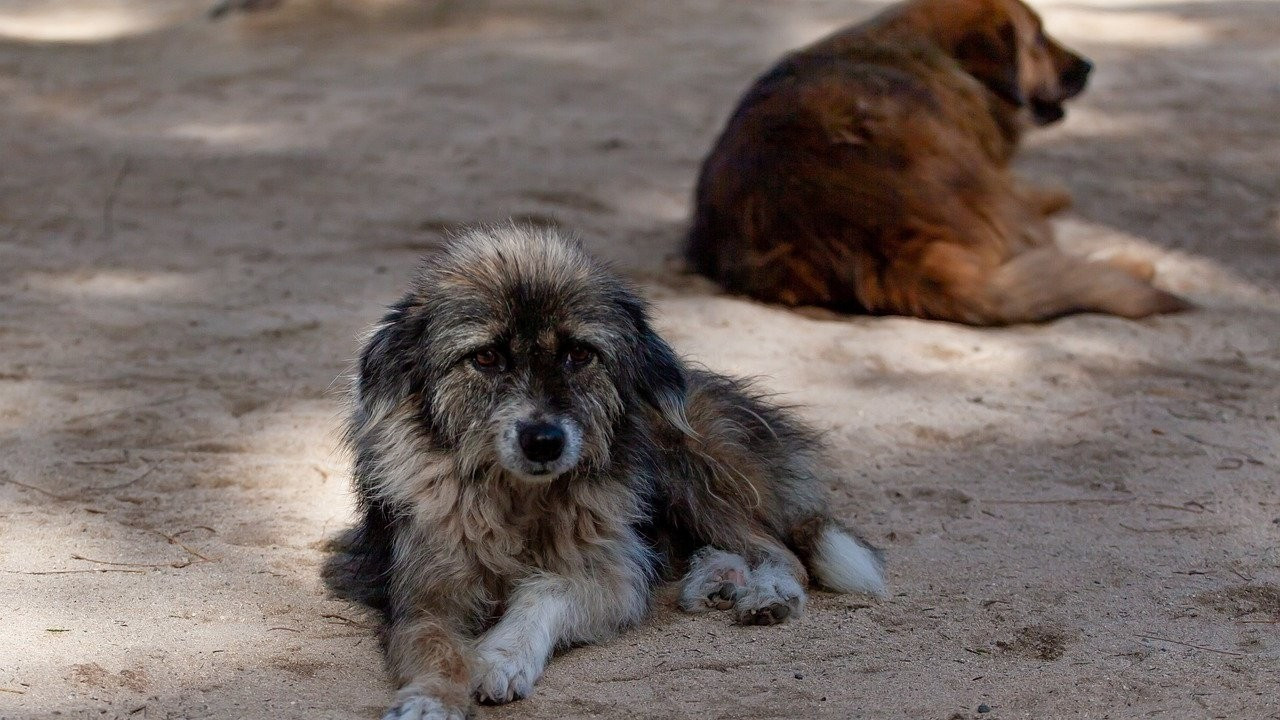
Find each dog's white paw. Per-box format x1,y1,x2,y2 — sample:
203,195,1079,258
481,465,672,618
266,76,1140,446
679,547,750,613
473,645,540,705
381,693,468,720
691,576,744,612
734,564,805,626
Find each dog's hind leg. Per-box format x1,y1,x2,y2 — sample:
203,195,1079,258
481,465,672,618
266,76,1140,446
689,519,885,622
1087,251,1157,282
694,529,811,625
734,552,807,625
983,246,1192,322
679,543,807,625
677,526,810,625
1016,181,1074,217
669,371,886,622
679,546,749,612
901,242,1192,324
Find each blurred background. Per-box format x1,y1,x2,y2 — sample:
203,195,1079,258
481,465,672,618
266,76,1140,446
1,1,1277,718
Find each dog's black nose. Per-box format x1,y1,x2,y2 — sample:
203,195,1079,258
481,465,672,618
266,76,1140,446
1061,56,1093,96
518,422,566,464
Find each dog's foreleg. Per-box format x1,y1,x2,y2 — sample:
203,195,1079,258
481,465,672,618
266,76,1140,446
382,613,474,720
473,566,649,704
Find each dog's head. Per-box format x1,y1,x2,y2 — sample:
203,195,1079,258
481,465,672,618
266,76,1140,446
356,226,686,483
915,0,1092,126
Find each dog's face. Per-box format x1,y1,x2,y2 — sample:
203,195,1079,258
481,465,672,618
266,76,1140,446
356,227,686,483
941,0,1092,125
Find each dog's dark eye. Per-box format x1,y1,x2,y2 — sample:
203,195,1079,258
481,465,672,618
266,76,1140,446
471,348,504,371
564,345,594,369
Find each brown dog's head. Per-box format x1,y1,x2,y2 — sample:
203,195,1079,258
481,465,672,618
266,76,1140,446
891,0,1092,126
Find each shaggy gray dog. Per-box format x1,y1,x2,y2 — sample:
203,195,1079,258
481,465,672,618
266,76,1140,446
344,225,885,719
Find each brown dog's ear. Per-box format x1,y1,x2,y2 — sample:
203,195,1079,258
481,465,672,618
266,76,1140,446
953,20,1024,106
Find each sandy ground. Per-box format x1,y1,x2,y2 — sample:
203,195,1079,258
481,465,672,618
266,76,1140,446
1,0,1278,718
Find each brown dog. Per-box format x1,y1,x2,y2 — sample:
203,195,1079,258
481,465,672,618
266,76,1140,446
686,0,1190,324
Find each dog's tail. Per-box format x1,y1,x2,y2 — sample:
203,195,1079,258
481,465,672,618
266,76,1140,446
809,524,887,598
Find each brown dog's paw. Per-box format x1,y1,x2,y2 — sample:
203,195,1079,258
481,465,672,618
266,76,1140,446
1147,288,1195,315
1113,285,1195,319
1092,252,1157,283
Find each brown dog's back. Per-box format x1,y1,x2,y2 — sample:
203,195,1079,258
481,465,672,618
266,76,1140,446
688,43,1016,313
687,0,1189,324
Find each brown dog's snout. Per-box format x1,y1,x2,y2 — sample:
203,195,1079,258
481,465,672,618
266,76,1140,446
1060,56,1092,97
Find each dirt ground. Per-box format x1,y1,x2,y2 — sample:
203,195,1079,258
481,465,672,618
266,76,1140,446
1,0,1277,718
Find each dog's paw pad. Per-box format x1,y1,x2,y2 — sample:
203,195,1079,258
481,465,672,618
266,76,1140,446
382,694,467,720
682,576,744,612
736,600,793,625
713,567,747,586
707,580,742,610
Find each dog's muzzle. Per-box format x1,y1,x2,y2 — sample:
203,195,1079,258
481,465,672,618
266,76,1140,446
1060,56,1093,98
518,421,566,464
1032,55,1092,126
497,415,583,481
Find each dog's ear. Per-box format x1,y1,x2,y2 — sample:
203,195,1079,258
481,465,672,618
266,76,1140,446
954,19,1024,106
356,299,428,407
635,327,691,434
617,292,691,434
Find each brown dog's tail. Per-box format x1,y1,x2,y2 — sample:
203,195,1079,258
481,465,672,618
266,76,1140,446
982,247,1193,324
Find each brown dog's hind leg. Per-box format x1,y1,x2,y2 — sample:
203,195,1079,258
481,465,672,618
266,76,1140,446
985,247,1192,322
1090,251,1157,282
905,243,1192,324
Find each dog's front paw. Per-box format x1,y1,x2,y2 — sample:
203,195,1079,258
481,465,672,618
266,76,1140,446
382,692,468,720
734,566,805,626
473,645,540,705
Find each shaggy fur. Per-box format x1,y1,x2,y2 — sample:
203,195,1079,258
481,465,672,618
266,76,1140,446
686,0,1191,324
341,226,885,719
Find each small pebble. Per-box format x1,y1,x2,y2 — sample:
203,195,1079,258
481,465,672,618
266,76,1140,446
977,704,991,713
